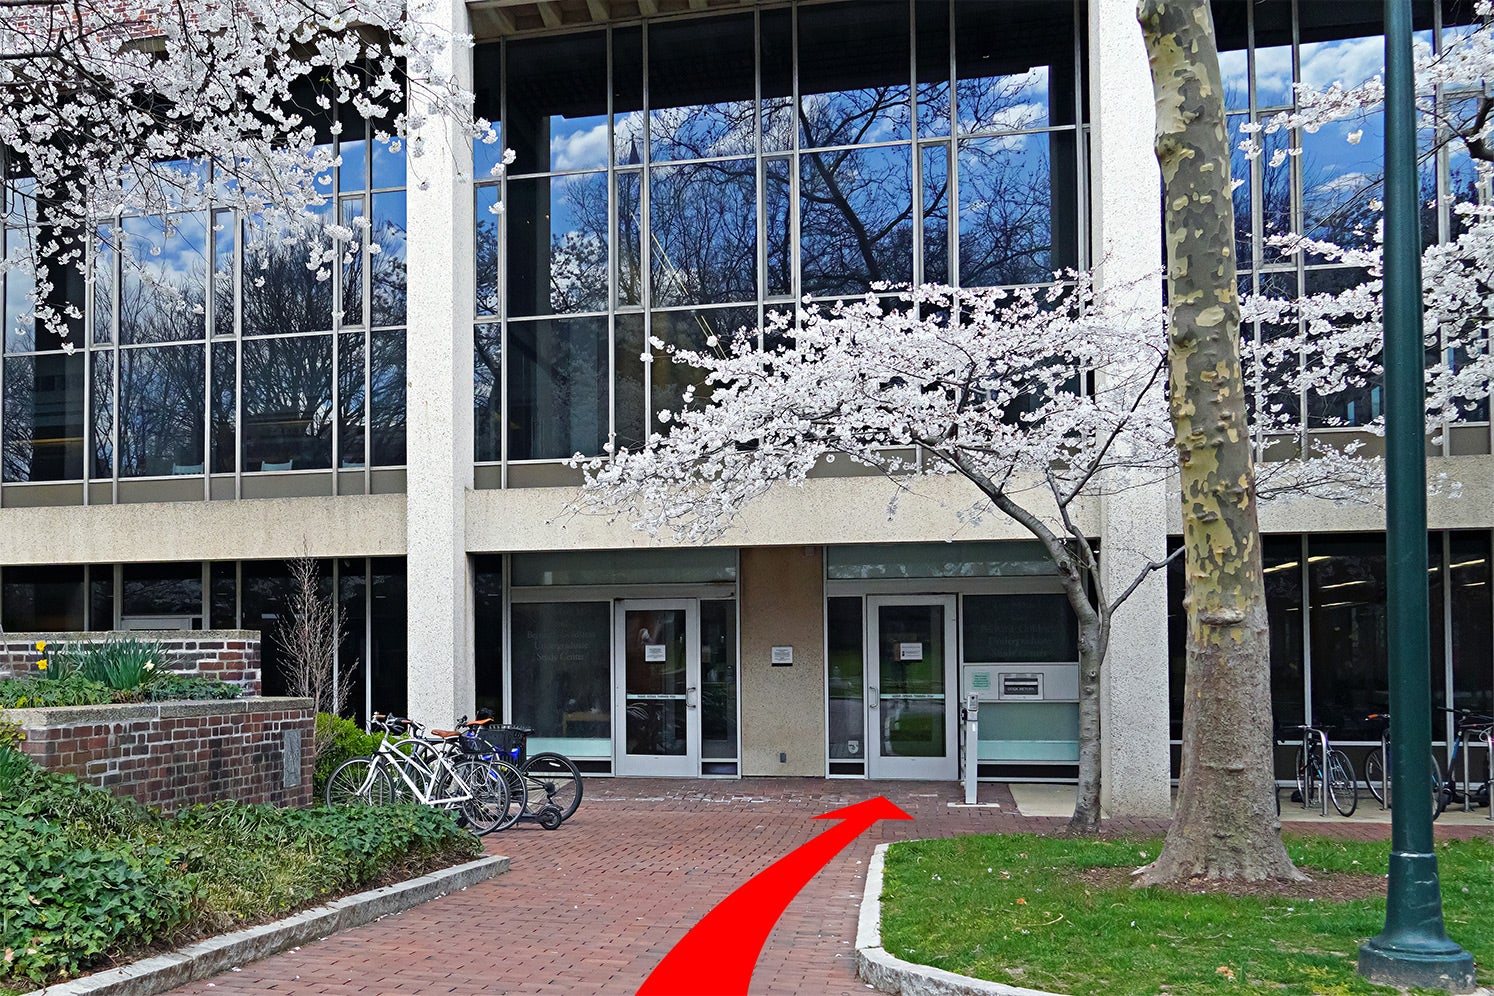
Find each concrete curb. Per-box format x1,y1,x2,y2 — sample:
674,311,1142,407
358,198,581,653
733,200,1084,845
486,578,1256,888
856,842,1065,996
25,854,509,996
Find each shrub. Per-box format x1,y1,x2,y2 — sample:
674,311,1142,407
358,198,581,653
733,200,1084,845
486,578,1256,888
313,713,383,799
143,674,242,702
0,672,112,709
54,638,166,693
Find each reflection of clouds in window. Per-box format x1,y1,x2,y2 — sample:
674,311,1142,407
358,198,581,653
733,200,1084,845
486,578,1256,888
957,69,1050,135
1218,49,1249,110
1300,35,1384,92
1301,113,1385,249
549,120,611,173
120,213,209,345
800,90,910,149
1253,45,1294,109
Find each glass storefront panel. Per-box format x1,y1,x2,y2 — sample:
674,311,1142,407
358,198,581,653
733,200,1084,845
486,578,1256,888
828,540,1055,579
2,565,85,631
507,316,608,460
962,593,1077,663
473,554,504,719
827,596,865,761
122,562,202,621
510,601,612,756
511,547,736,587
700,599,737,760
1450,532,1493,717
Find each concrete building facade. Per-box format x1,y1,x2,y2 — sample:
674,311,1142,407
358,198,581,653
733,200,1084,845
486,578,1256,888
1,0,1490,816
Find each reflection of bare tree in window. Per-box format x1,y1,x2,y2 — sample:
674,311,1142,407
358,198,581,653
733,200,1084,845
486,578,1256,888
117,345,206,475
474,325,501,461
241,334,334,470
369,330,405,464
650,159,756,306
800,140,914,296
957,137,1063,287
242,218,334,337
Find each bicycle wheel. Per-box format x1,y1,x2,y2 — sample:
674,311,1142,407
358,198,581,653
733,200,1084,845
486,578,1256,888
450,760,510,835
1327,749,1358,817
524,752,583,823
1364,746,1386,803
1294,746,1313,810
480,758,527,832
1432,753,1447,820
325,757,395,806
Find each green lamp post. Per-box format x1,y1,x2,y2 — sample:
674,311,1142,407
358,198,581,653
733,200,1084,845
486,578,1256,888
1357,2,1476,989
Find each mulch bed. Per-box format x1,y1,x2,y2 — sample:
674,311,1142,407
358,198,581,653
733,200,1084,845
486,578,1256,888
1077,865,1387,902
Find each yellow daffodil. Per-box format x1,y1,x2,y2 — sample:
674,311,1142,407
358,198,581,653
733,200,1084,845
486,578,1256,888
34,640,46,652
37,659,48,670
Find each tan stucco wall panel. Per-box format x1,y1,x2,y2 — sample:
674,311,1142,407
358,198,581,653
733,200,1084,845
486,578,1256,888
739,546,826,776
0,493,405,565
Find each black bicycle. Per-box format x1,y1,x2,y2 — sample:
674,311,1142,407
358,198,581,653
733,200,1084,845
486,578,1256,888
1434,707,1494,817
457,718,584,828
1287,723,1358,817
1362,711,1443,819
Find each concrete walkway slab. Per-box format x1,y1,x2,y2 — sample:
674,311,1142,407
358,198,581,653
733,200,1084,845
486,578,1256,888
163,779,1493,996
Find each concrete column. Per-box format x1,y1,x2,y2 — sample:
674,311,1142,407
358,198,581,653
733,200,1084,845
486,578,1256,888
739,546,826,775
403,0,476,729
1089,0,1173,818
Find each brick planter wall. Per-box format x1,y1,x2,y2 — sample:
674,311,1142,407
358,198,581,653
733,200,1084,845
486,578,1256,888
0,630,262,695
5,698,314,811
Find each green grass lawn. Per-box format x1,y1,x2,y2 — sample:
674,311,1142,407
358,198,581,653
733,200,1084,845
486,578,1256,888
879,834,1493,996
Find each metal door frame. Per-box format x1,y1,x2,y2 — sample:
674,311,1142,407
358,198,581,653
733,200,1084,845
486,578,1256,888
613,598,701,777
865,594,958,780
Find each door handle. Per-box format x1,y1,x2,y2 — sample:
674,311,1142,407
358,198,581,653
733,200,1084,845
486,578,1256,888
869,687,878,709
686,686,698,709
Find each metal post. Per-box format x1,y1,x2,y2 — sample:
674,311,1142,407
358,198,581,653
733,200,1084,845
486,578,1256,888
1358,2,1475,989
964,692,979,805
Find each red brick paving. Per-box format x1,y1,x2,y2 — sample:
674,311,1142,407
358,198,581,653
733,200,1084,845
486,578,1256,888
168,779,1493,995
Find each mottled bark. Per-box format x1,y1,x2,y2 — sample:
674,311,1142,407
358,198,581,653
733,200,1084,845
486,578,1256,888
1135,0,1304,884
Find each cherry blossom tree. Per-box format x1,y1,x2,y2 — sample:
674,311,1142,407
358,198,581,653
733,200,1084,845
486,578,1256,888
569,270,1381,831
1239,5,1494,430
0,0,502,349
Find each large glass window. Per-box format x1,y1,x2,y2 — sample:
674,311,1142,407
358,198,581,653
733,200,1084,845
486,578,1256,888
510,601,612,755
2,565,86,630
474,2,1089,470
1,98,411,500
827,596,865,762
700,599,738,761
1219,0,1484,445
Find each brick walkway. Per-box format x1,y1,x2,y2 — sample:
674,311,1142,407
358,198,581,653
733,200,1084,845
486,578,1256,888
169,779,1493,996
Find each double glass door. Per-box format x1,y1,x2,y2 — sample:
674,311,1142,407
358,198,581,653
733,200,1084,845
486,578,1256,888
614,599,700,776
866,595,957,779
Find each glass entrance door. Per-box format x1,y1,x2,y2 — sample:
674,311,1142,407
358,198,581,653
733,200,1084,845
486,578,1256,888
614,599,700,777
867,595,957,779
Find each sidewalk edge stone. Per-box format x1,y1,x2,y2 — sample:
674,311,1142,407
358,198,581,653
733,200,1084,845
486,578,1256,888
855,841,1065,996
25,854,510,996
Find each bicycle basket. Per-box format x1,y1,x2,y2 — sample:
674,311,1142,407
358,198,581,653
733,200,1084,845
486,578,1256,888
475,725,528,764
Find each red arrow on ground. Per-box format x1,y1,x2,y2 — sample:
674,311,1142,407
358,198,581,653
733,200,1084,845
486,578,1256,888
635,796,912,996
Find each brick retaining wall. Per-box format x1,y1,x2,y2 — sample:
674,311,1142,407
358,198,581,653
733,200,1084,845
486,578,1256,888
6,698,314,810
0,630,262,695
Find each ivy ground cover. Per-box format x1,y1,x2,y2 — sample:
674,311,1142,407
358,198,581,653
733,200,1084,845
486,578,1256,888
0,747,479,992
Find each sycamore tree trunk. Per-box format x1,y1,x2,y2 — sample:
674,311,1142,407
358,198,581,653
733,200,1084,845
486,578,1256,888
1135,0,1304,884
